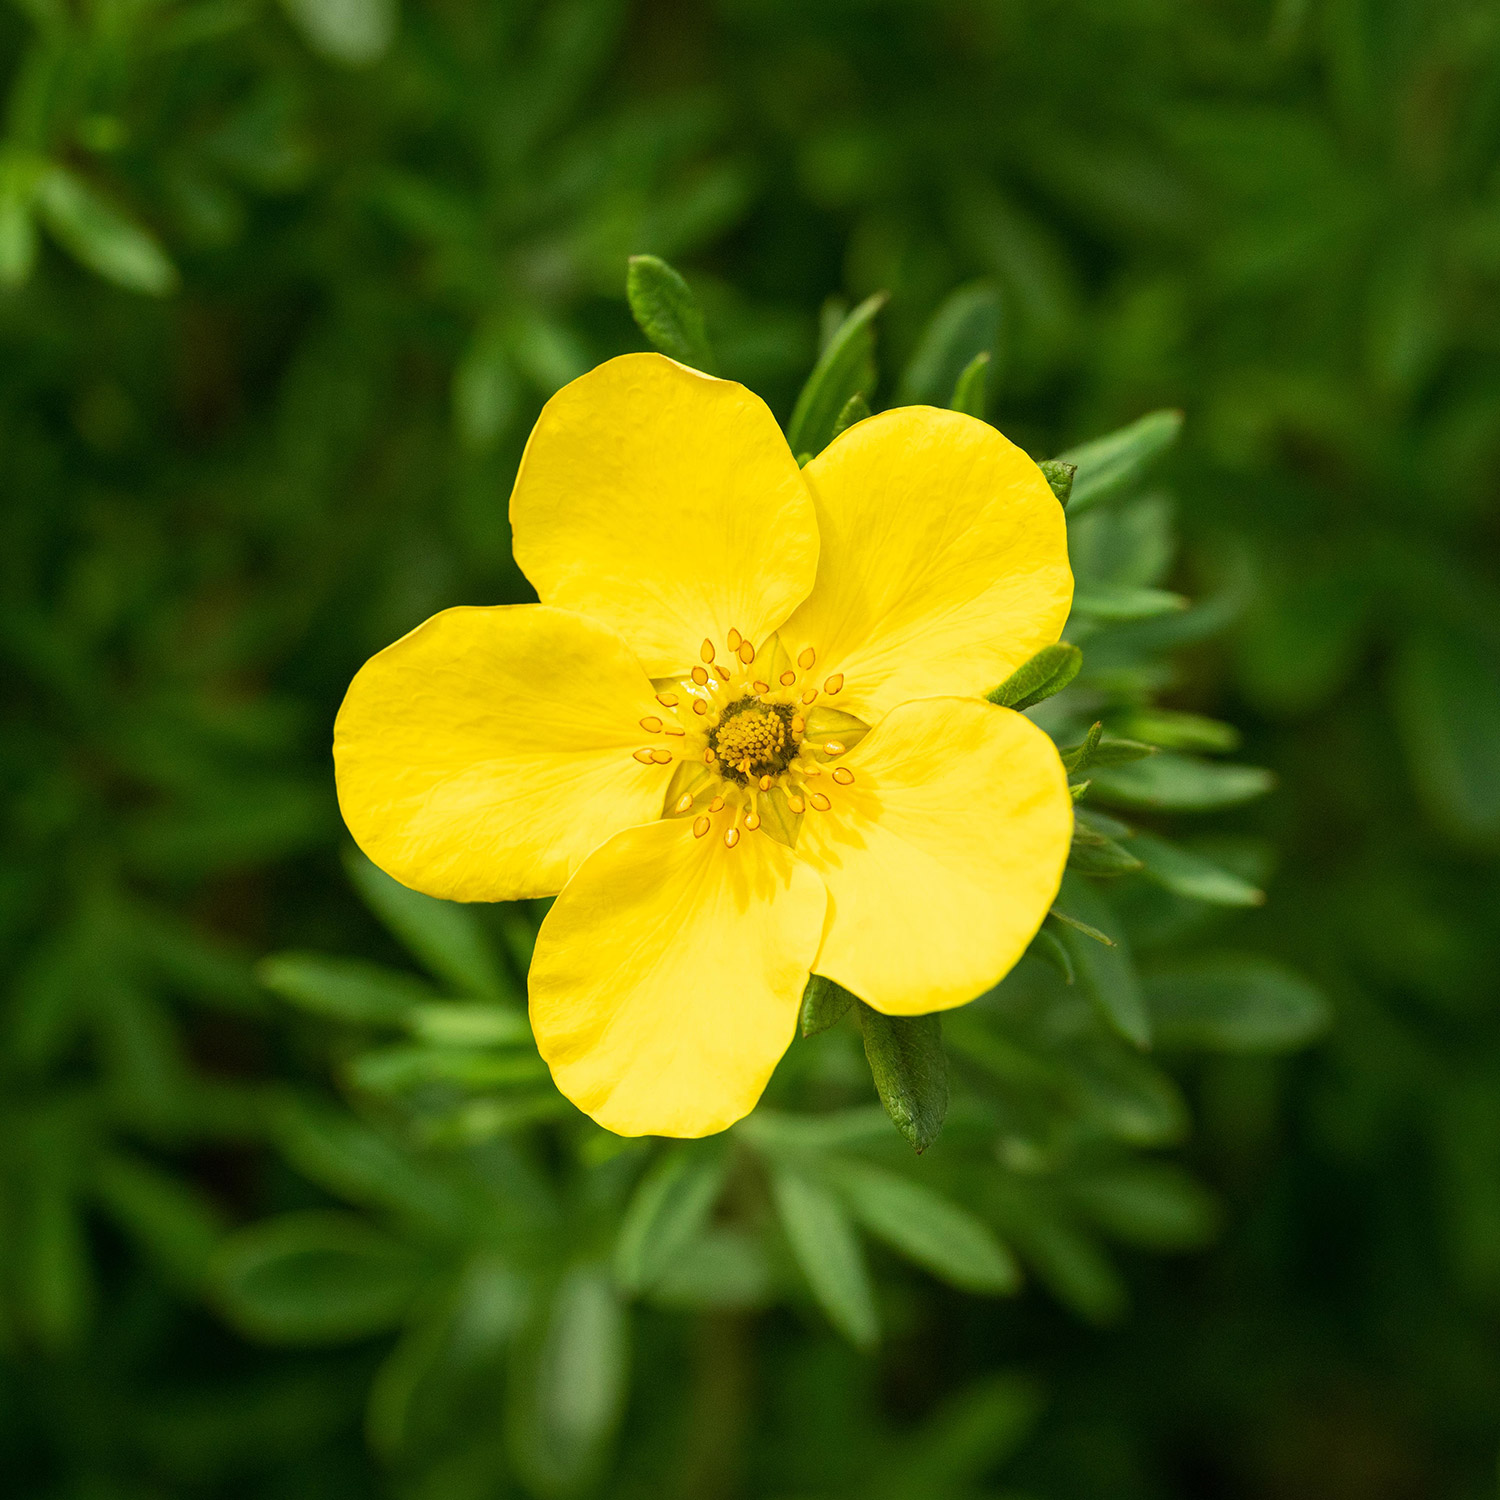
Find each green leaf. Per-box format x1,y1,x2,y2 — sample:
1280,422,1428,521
787,291,886,458
1070,1046,1188,1146
279,0,397,66
93,1151,225,1291
1038,457,1075,505
878,1374,1044,1493
858,1004,948,1153
949,350,990,416
0,153,38,288
405,1002,533,1046
1131,833,1264,907
1118,707,1240,753
1066,1164,1219,1250
257,952,438,1023
507,1266,627,1498
1047,906,1114,946
213,1211,423,1344
647,1228,772,1311
770,1168,879,1348
899,280,1002,406
344,849,511,1000
1088,753,1275,811
800,973,856,1037
1067,830,1142,876
1061,727,1157,773
36,165,178,296
1147,956,1330,1052
1392,625,1500,847
1004,1212,1126,1325
613,1141,730,1295
830,390,870,438
986,642,1082,710
1070,584,1188,621
1056,409,1182,514
1055,873,1150,1047
348,1044,548,1094
1026,925,1074,983
830,1160,1020,1294
625,254,715,373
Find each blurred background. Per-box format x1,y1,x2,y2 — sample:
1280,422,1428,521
4,1,1500,1497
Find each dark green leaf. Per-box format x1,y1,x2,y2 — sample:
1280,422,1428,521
800,973,856,1037
1026,925,1074,983
900,280,1002,406
613,1141,730,1294
36,165,178,295
1056,409,1182,514
1088,754,1275,811
625,254,716,373
1038,457,1075,505
1147,956,1331,1052
949,350,990,416
1055,874,1150,1047
986,642,1082,710
770,1168,879,1348
858,1003,949,1152
1132,833,1264,907
787,291,886,458
257,952,438,1023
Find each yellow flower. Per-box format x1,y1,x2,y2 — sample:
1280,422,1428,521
334,354,1075,1138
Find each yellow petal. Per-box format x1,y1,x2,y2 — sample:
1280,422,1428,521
778,407,1072,721
796,697,1072,1014
529,818,826,1137
510,353,818,677
334,605,668,903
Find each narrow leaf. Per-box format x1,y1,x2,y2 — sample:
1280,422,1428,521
36,166,177,296
770,1168,878,1348
1088,754,1275,812
257,952,438,1023
986,642,1082,711
1131,833,1264,907
1057,409,1183,514
613,1142,729,1294
858,1003,948,1152
900,280,1002,405
800,973,856,1037
1067,833,1142,876
1055,874,1150,1047
787,291,886,459
830,391,870,438
1070,584,1188,621
1038,458,1075,506
626,254,715,373
949,350,990,417
1026,926,1074,983
1147,956,1330,1052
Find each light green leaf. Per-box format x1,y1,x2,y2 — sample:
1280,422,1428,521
344,849,511,1000
213,1211,423,1344
1056,409,1182,514
858,1004,948,1152
900,280,1002,406
986,642,1082,710
1055,873,1150,1047
613,1141,730,1295
1132,833,1264,907
800,972,856,1037
0,153,39,288
405,1002,533,1047
1147,955,1330,1052
831,1160,1019,1294
257,951,438,1023
831,390,871,438
626,254,715,372
1037,457,1075,505
1070,583,1187,621
1066,1164,1219,1249
770,1168,879,1348
279,0,397,66
647,1228,773,1310
949,350,990,417
36,166,177,295
787,291,886,459
1088,753,1275,811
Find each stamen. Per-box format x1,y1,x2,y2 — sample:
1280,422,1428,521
744,812,761,831
632,749,656,764
801,688,818,705
712,663,733,683
724,828,741,849
798,647,816,669
824,674,844,694
758,774,772,790
701,639,716,662
823,741,846,756
791,716,805,734
650,748,673,764
691,666,709,685
665,726,685,737
809,792,832,811
752,680,770,694
832,767,855,784
704,749,716,764
709,796,725,812
779,669,796,686
693,700,708,715
787,793,806,813
693,816,711,838
674,792,695,813
727,627,742,651
639,716,663,732
737,640,755,665
656,692,679,708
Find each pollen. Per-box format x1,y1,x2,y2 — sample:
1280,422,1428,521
744,812,761,831
823,741,846,756
801,688,817,705
727,627,742,651
650,748,673,764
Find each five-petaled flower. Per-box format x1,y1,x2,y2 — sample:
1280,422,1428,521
334,354,1075,1137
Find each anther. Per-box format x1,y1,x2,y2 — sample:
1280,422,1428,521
691,666,709,686
779,669,796,686
758,774,772,791
633,749,656,764
665,726,685,736
650,748,673,764
832,767,855,784
737,640,755,665
704,749,717,764
752,679,770,694
824,674,844,694
727,627,742,651
712,663,733,682
810,792,832,811
701,639,716,663
674,792,695,813
787,793,806,813
693,816,710,838
656,692,679,707
639,716,663,732
791,716,805,734
693,699,708,715
801,688,818,705
823,741,846,757
744,812,761,830
798,647,816,669
709,796,725,812
724,828,740,849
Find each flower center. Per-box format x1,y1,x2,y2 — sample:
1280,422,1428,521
709,699,796,783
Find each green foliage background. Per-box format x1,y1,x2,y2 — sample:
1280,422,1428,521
4,1,1500,1496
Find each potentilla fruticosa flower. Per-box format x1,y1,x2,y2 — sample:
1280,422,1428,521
335,354,1075,1137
